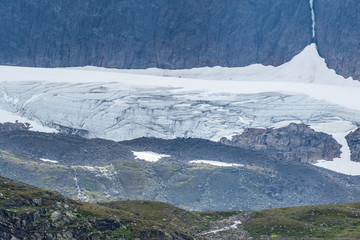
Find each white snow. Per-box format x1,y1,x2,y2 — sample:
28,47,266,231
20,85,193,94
132,151,171,162
210,129,244,142
0,108,57,133
202,221,242,235
189,160,244,167
39,158,58,164
271,120,302,129
111,44,359,86
311,121,360,176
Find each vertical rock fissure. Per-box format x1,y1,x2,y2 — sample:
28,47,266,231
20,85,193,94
309,0,316,39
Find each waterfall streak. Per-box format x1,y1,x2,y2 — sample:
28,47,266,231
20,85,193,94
309,0,316,38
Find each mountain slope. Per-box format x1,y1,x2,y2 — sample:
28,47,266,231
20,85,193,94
2,174,360,239
244,203,360,239
1,129,360,211
0,175,194,240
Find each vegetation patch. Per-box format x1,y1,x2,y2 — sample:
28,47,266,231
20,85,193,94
244,204,360,239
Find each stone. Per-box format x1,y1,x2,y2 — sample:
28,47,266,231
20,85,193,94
51,211,62,222
32,198,42,206
65,211,77,222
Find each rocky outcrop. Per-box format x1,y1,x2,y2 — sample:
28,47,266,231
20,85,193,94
220,123,341,163
0,0,311,69
346,128,360,162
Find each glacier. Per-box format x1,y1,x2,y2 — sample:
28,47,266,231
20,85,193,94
0,44,360,141
0,44,360,175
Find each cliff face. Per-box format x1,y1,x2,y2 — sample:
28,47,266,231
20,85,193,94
0,0,311,69
315,0,360,79
1,1,359,80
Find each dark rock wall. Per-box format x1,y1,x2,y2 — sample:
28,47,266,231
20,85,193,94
315,0,360,79
0,0,311,69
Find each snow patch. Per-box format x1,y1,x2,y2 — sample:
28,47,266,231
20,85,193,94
271,120,303,129
202,221,242,235
133,151,171,162
39,158,58,164
210,129,245,142
190,160,244,167
311,121,360,176
0,108,58,133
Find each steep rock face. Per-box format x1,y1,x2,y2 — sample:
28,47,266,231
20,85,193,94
0,0,311,69
346,128,360,162
315,0,360,80
220,123,341,163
